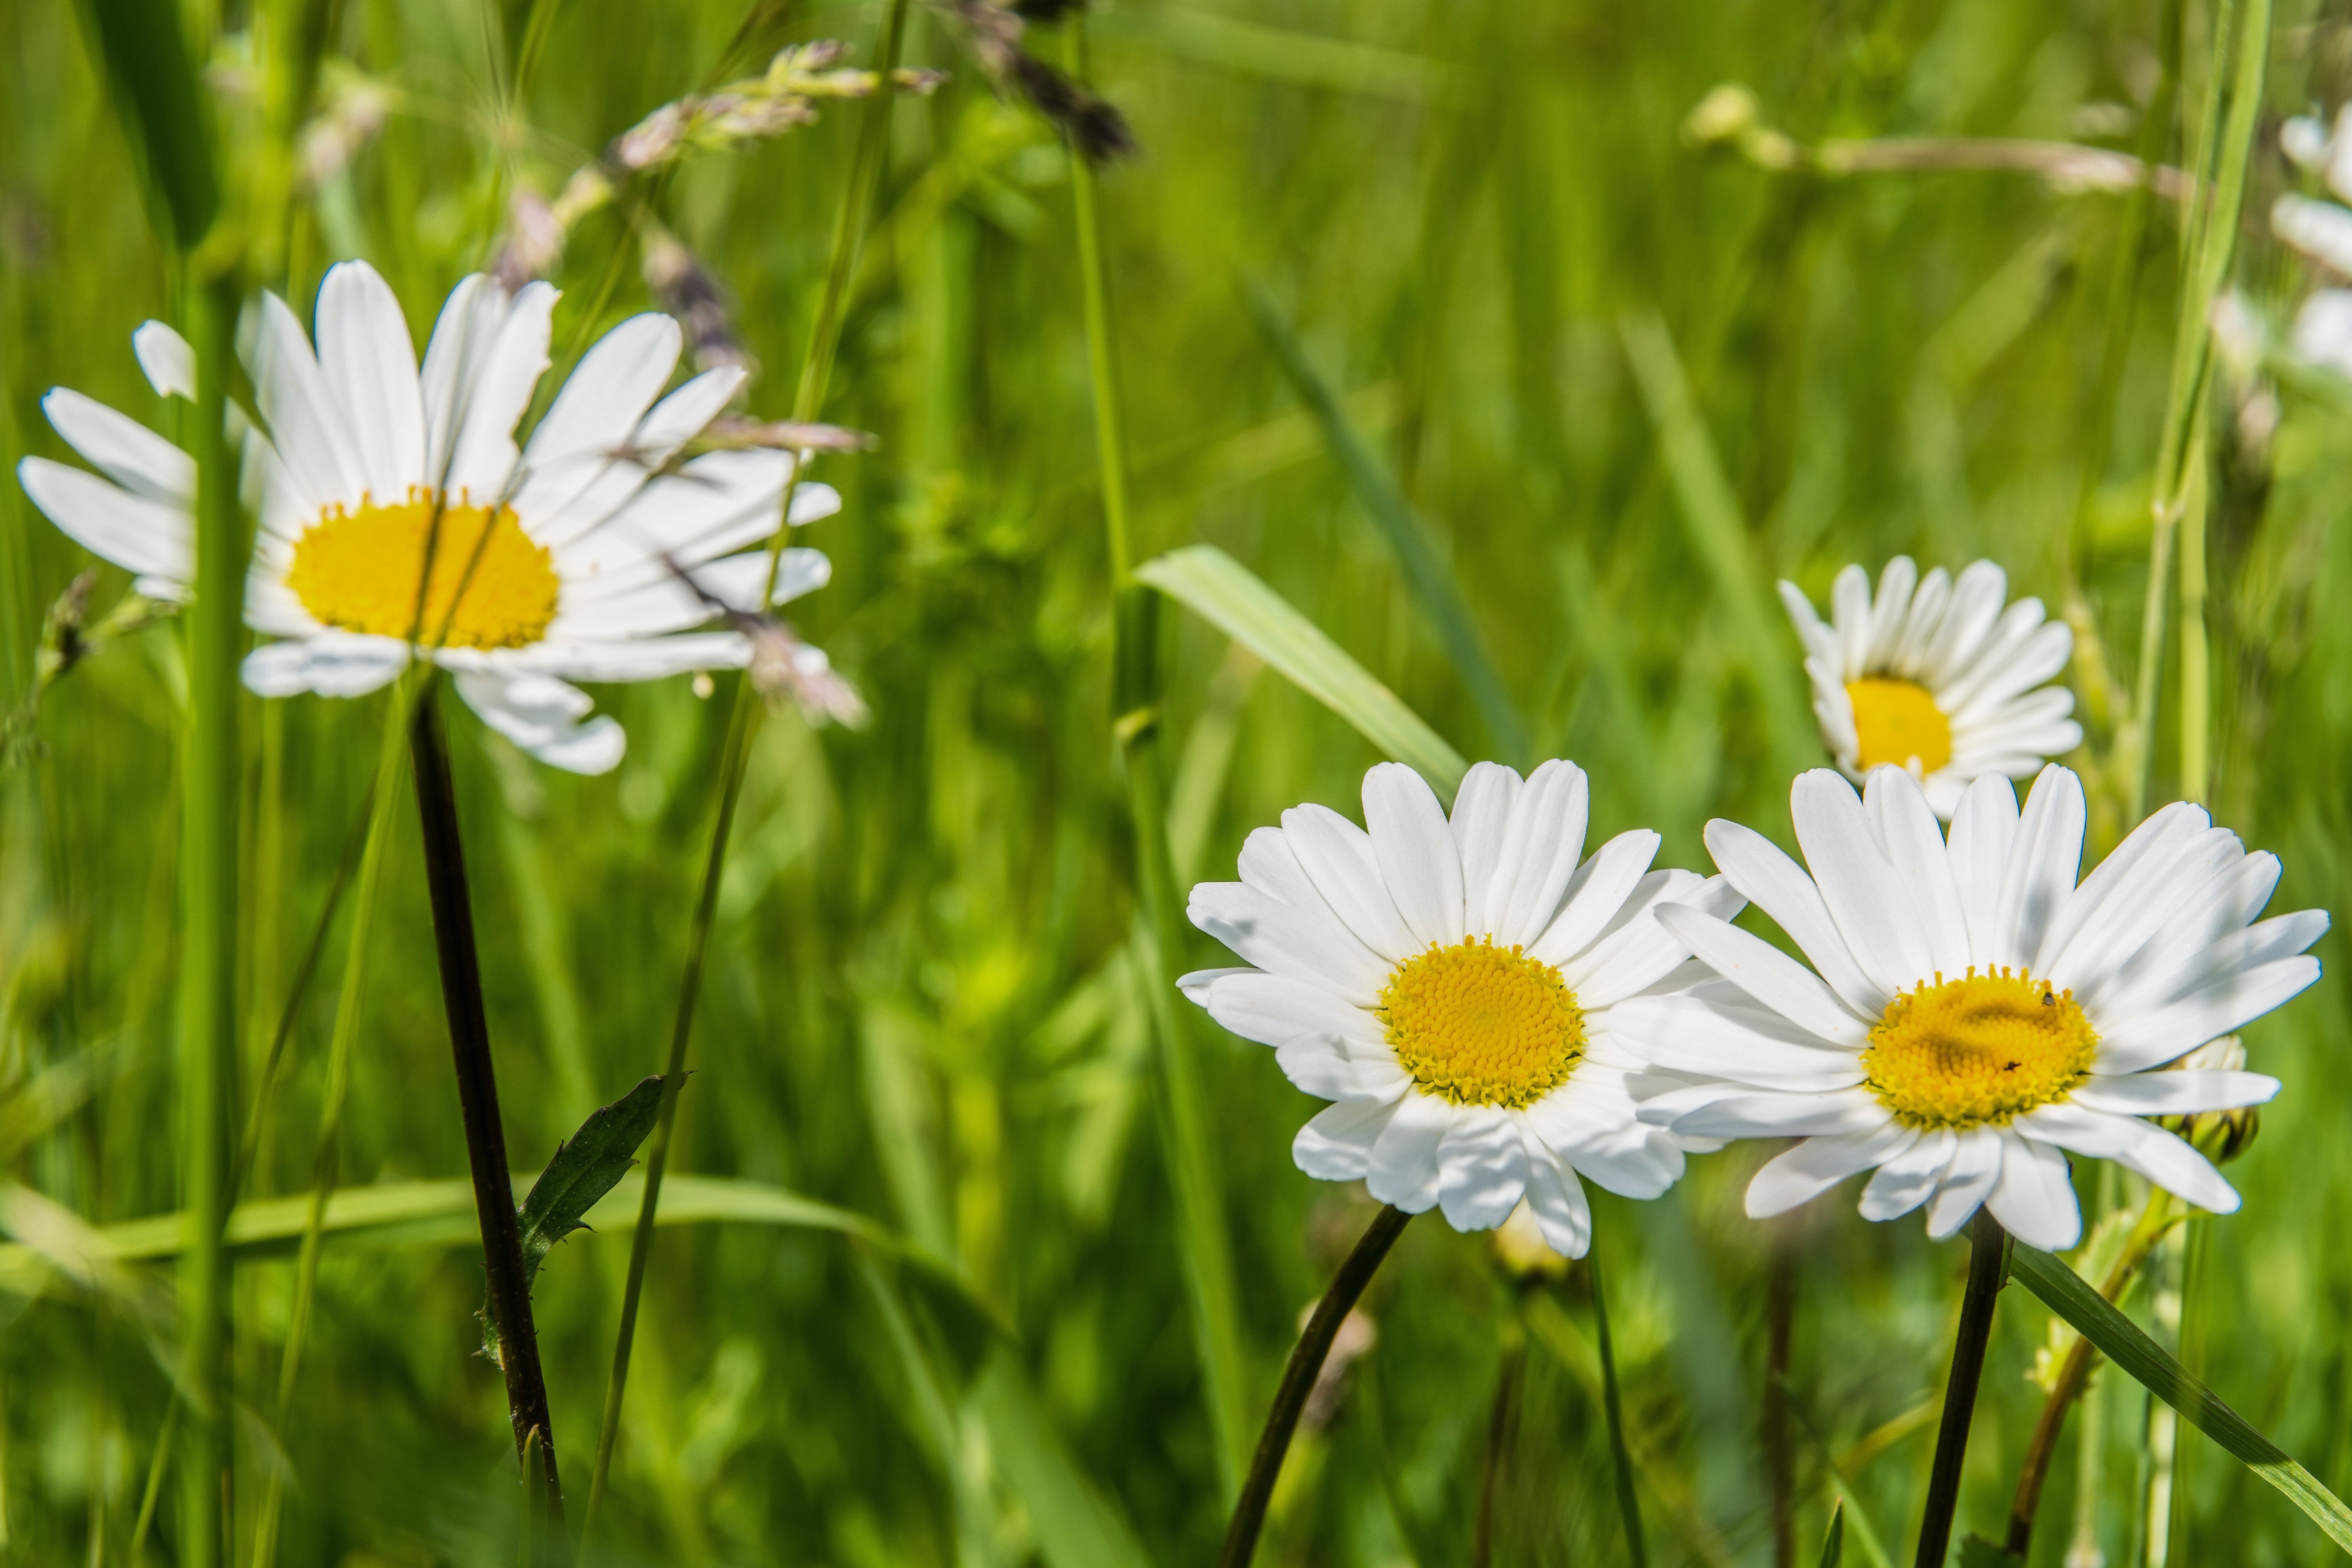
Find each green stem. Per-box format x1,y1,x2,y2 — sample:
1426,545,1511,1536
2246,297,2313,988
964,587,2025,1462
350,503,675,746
182,261,247,1568
1065,13,1252,1499
410,688,567,1535
1218,1205,1412,1568
1590,1245,1649,1568
2178,424,2211,804
580,0,911,1542
1913,1210,2010,1568
248,682,412,1568
1470,1339,1524,1568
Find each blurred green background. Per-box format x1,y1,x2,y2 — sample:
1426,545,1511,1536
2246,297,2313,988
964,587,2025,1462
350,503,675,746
4,0,2351,1563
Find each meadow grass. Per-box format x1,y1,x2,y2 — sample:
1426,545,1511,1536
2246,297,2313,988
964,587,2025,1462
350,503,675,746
5,0,2352,1564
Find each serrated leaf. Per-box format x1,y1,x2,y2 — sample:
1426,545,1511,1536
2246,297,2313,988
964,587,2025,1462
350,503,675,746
484,1075,670,1365
2009,1244,2352,1555
1134,543,1468,796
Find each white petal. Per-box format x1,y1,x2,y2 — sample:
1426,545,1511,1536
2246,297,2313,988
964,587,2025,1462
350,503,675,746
2082,852,2281,1016
512,313,682,524
1293,1096,1405,1182
134,321,196,399
1606,993,1864,1085
1946,773,2020,968
1984,1131,2080,1250
1448,760,1523,934
1364,1092,1454,1211
314,260,426,501
1924,1126,2002,1238
42,389,193,506
2043,818,2239,995
1276,1034,1411,1102
1520,1136,1593,1258
1188,870,1388,1007
1486,759,1589,943
1746,1123,1918,1217
2068,1071,2279,1116
1944,619,2071,717
1989,764,2085,972
241,632,408,697
450,669,623,773
248,290,365,515
1526,829,1660,967
2092,956,2321,1074
1919,561,2009,686
1865,766,1971,980
1177,968,1382,1049
1792,769,1931,994
1281,803,1420,963
419,275,507,483
497,632,752,683
1561,871,1743,1006
1434,1109,1529,1231
18,457,192,579
1363,763,1465,947
1702,818,1887,1015
1858,1128,1958,1221
1669,1087,1889,1140
444,282,556,501
1653,904,1868,1046
1888,565,1953,676
1830,563,1873,678
2015,1104,2238,1213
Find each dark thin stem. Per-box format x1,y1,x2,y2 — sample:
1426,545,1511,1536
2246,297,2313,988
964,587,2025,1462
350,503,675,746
410,690,566,1537
1767,1227,1798,1568
1219,1205,1412,1568
1590,1245,1649,1568
1471,1340,1524,1568
1915,1210,2009,1568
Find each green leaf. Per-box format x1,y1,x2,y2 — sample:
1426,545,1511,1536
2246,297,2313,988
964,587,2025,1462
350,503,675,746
1818,1502,1844,1568
1134,543,1468,797
1243,278,1528,762
82,0,220,247
974,1352,1155,1568
485,1075,672,1364
2009,1245,2352,1554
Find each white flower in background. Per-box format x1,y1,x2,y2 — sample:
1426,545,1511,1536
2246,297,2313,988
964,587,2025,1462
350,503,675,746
18,259,840,773
2273,106,2352,377
1780,557,2081,820
1179,760,1743,1259
1612,765,2325,1251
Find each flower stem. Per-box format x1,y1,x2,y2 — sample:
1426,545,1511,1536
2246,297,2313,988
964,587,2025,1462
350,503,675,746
1766,1230,1798,1568
579,0,910,1543
2004,1189,2176,1558
182,261,248,1568
409,685,566,1536
1218,1205,1412,1568
1064,12,1252,1498
1914,1209,2009,1568
1589,1246,1650,1568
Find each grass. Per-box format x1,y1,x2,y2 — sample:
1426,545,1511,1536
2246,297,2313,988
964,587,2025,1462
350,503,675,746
6,0,2352,1564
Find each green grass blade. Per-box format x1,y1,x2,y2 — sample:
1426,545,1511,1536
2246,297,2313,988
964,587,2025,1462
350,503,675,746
1819,1501,1844,1568
81,0,219,246
2009,1245,2352,1553
1587,1248,1649,1568
1243,277,1528,762
974,1353,1154,1568
1616,310,1815,784
1136,544,1468,795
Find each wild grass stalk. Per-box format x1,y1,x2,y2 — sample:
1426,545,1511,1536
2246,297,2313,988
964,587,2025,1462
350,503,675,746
1590,1246,1650,1568
582,0,913,1537
1062,12,1252,1500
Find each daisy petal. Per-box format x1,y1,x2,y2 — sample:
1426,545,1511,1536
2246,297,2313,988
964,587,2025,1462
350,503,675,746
1448,760,1522,933
242,632,408,697
1746,1123,1918,1217
1435,1109,1529,1230
1865,766,1970,978
42,388,194,506
1363,763,1466,947
2016,1104,2239,1213
314,260,426,501
134,321,196,399
249,290,365,514
1669,1088,1888,1140
2067,1071,2279,1116
1985,1131,2080,1250
1487,760,1589,944
1527,829,1661,967
1175,969,1382,1049
1702,818,1887,1014
1793,769,1931,994
2092,956,2322,1073
1520,1136,1593,1258
1276,1035,1411,1102
452,670,624,775
18,457,192,579
1924,1126,2002,1238
1282,803,1420,962
444,281,556,500
1947,772,2020,967
1294,1096,1405,1181
1653,904,1868,1045
1859,1128,1958,1221
1989,764,2085,971
1365,1092,1454,1212
1187,874,1387,1007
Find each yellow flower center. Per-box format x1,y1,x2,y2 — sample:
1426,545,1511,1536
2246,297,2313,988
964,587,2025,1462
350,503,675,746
1379,938,1585,1109
1862,968,2098,1130
286,488,560,651
1846,676,1953,774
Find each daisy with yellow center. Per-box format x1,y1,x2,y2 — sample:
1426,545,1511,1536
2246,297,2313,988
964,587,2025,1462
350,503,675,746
18,259,844,773
1611,765,2326,1249
1779,557,2082,820
1180,760,1742,1257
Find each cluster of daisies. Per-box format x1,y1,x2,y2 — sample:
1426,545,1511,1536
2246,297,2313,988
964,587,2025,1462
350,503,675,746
21,260,843,775
1183,560,2323,1258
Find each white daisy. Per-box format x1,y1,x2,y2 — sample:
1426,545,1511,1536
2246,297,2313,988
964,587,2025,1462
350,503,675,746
2275,109,2352,378
18,259,841,773
1610,764,2326,1251
1178,760,1744,1259
1779,557,2082,820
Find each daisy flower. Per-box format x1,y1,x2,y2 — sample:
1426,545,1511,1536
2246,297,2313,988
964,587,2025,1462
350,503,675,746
1179,759,1743,1258
17,259,841,773
2274,107,2352,379
1611,764,2325,1251
1779,557,2082,820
